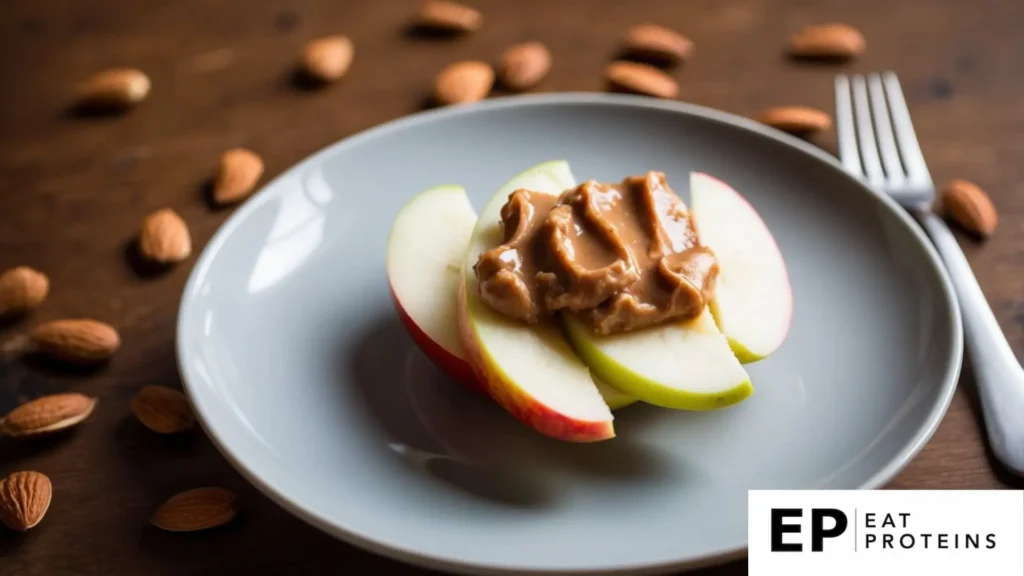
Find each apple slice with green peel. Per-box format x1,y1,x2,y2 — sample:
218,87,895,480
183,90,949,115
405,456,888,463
458,161,616,442
593,377,637,410
564,309,753,410
689,172,793,363
388,185,481,390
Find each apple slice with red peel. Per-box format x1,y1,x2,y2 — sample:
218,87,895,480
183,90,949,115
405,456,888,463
458,161,616,442
689,172,793,362
387,185,481,390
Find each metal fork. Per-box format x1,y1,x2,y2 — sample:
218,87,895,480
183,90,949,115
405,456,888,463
835,72,1024,477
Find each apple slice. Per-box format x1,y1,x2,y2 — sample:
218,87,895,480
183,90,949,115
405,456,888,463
689,172,793,362
564,310,752,410
388,185,481,390
458,161,615,442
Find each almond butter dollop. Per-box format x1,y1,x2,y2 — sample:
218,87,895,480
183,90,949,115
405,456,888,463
474,171,718,335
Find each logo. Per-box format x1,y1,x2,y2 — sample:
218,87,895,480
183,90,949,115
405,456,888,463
749,490,1023,576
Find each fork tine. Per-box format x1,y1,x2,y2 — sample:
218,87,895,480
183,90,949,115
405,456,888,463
850,75,885,187
866,73,905,186
882,71,932,184
834,75,863,176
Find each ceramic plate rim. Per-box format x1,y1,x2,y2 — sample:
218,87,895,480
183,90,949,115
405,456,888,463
176,93,964,575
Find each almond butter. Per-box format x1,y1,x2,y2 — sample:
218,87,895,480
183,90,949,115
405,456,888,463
941,179,997,238
139,208,191,264
605,61,678,99
788,23,865,60
1,393,97,437
77,68,150,109
622,24,694,64
213,148,264,205
131,385,195,434
758,106,832,134
151,487,237,532
415,0,482,33
30,319,120,364
0,471,52,531
0,267,49,317
301,35,354,83
434,61,494,105
498,41,551,92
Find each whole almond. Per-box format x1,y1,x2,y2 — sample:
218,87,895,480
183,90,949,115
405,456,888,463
139,208,191,264
78,68,150,109
758,106,832,134
0,471,52,532
498,41,551,92
131,385,196,434
301,35,354,83
151,487,237,532
622,24,694,64
435,61,494,105
30,319,120,364
788,23,865,59
213,148,264,205
1,393,97,437
0,267,49,317
415,0,482,33
941,179,997,238
605,61,678,99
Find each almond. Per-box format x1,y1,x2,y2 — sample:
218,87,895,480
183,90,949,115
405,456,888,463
605,61,678,99
0,471,52,531
498,41,551,92
30,319,120,364
622,24,694,64
77,68,150,109
434,61,494,105
131,385,195,434
758,106,832,134
941,179,997,238
1,393,97,437
415,0,482,33
139,208,191,264
151,487,237,532
0,267,49,317
213,148,264,205
301,35,354,83
788,23,865,59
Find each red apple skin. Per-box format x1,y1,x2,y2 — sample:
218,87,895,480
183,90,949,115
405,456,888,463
389,284,484,392
457,280,615,443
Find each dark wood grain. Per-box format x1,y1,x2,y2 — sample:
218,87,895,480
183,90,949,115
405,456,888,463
1,0,1022,574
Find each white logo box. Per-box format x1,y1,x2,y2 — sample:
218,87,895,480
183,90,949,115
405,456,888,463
749,490,1024,576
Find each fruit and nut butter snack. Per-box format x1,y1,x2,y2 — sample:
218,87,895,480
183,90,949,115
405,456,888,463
474,172,718,335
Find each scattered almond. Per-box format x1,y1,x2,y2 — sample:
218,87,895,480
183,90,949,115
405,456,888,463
0,471,52,532
434,61,494,105
213,148,264,205
622,24,694,64
301,35,354,83
77,68,150,109
757,106,832,134
604,61,678,99
788,23,865,60
131,385,196,434
0,267,49,317
415,0,482,33
1,393,97,437
139,208,191,264
941,179,997,238
30,319,120,364
151,487,237,532
498,41,552,92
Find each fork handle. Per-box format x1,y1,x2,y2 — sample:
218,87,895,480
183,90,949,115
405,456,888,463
916,209,1024,476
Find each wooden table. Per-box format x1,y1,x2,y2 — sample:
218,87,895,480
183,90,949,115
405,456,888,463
2,0,1022,573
